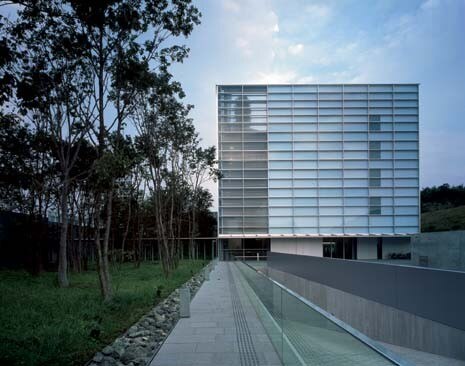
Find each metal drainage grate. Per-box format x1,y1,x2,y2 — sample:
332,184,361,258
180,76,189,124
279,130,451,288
228,264,259,366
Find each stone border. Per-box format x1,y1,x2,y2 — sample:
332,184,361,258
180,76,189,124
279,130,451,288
86,264,208,366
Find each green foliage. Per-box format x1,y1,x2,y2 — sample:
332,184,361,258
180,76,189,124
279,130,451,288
0,261,205,366
421,184,465,213
421,205,465,232
0,114,56,214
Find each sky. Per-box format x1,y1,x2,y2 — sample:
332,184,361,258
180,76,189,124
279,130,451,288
2,0,464,210
169,0,465,209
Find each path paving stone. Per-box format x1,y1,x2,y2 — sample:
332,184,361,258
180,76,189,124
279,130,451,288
149,262,282,366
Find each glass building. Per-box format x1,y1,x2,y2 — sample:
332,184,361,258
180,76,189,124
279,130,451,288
217,84,419,260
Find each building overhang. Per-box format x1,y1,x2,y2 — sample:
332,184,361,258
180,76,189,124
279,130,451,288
218,233,417,239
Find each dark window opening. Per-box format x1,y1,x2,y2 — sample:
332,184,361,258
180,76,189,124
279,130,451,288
370,197,381,215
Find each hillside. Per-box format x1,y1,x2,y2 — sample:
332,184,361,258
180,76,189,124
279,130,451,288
421,205,465,232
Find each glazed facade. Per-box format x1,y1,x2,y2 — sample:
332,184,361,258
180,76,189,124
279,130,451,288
217,84,419,237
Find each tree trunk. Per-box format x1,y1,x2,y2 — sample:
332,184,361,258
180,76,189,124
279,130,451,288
101,189,114,300
94,193,112,301
120,198,131,263
136,223,143,268
58,180,69,287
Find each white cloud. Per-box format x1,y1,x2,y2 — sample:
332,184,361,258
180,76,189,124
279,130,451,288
421,0,435,11
296,75,317,83
221,1,279,60
223,0,240,13
288,43,304,55
304,3,332,26
251,70,298,84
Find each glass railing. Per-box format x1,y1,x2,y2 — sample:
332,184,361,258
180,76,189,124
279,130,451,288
235,261,407,366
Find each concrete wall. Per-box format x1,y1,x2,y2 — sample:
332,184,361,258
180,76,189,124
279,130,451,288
411,230,465,271
267,251,465,360
268,266,465,360
270,237,323,257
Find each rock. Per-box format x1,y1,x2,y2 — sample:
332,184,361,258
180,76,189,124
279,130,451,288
88,267,207,366
101,357,117,366
154,313,165,323
121,348,145,365
93,352,104,362
128,330,150,338
102,346,114,356
127,326,139,335
113,344,126,358
120,349,136,364
132,357,146,366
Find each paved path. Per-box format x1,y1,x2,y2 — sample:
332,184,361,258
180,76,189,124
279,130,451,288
150,262,282,366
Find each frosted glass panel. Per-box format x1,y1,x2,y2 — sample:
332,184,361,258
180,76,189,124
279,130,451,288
269,133,292,141
294,124,318,132
320,216,343,226
269,124,292,132
218,84,418,236
270,161,292,169
319,197,343,206
270,217,293,227
269,180,292,188
294,151,317,159
293,179,317,188
269,152,292,160
370,216,393,226
294,207,318,215
345,216,368,226
270,142,292,150
395,216,418,226
269,207,293,216
269,170,293,178
269,189,292,197
269,198,293,206
294,217,318,226
294,189,317,197
293,161,317,169
294,198,318,206
320,207,343,215
293,170,317,178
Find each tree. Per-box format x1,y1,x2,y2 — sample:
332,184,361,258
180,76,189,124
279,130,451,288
186,146,219,259
1,2,97,286
1,0,201,299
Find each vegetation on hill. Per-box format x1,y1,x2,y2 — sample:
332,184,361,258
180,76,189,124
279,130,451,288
421,205,465,232
421,184,465,213
420,184,465,232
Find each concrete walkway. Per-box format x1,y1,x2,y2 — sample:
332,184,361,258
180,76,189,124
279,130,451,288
150,262,282,366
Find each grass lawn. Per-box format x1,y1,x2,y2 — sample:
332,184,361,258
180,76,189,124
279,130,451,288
0,260,206,366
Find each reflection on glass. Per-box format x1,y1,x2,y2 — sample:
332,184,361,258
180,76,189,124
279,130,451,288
236,262,396,366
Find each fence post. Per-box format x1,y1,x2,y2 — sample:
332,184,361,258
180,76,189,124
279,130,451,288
179,286,190,318
203,266,210,281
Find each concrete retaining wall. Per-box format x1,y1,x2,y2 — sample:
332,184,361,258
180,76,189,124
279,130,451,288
411,230,465,271
267,252,465,360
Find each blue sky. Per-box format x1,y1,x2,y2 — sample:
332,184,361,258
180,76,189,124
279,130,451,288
2,0,464,209
170,0,465,207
